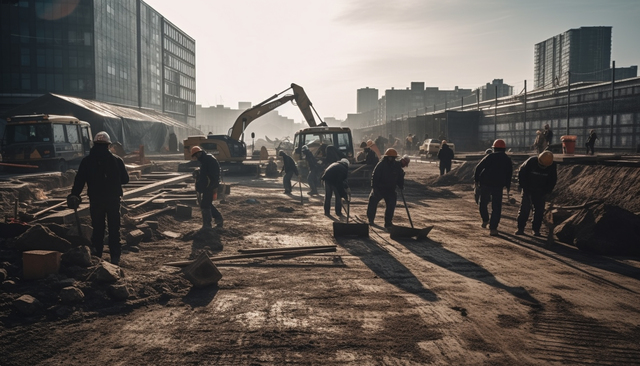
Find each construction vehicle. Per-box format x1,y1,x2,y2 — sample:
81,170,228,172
181,83,357,176
1,114,92,172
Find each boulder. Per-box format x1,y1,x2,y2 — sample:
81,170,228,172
59,286,84,304
554,203,640,255
13,294,43,316
14,224,72,253
108,284,130,300
61,246,92,267
0,268,7,282
90,261,123,283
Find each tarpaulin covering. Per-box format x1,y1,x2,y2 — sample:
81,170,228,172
1,93,202,153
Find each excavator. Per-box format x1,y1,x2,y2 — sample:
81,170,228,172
181,83,356,175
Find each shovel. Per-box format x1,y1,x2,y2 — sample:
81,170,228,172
333,193,369,238
388,189,433,240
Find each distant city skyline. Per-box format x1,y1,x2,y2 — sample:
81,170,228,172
146,0,640,123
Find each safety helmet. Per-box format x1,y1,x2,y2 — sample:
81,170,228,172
538,151,554,167
366,140,374,147
301,145,309,152
384,148,398,157
339,158,350,167
492,139,506,149
279,150,285,156
94,131,111,144
441,140,447,145
401,155,410,167
359,141,367,148
190,146,203,156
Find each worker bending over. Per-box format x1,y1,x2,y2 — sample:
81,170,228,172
191,146,224,229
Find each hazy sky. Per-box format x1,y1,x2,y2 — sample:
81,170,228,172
146,0,640,123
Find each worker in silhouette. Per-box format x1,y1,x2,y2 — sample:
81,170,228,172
321,158,350,216
515,151,557,236
191,146,224,229
367,148,405,229
279,150,298,194
68,131,129,265
437,140,454,175
474,139,513,236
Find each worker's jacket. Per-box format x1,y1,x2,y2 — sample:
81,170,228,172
474,151,513,190
281,153,298,175
517,156,557,194
196,152,221,193
371,158,404,192
71,144,129,201
302,150,318,172
321,161,349,198
437,145,454,164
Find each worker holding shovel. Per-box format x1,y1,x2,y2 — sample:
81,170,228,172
67,131,129,265
321,158,350,217
366,148,405,229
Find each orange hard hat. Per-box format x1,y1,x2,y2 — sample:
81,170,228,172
190,146,203,156
384,148,398,157
492,139,506,149
366,140,374,147
538,151,554,167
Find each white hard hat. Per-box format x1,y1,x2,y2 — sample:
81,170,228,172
339,158,350,167
94,131,111,144
301,145,309,152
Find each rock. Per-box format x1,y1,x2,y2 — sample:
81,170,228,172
245,199,259,204
91,261,123,283
13,294,43,316
59,286,84,304
0,268,7,282
125,229,145,246
162,231,181,239
554,203,640,255
54,278,77,289
0,222,30,238
108,284,130,300
61,246,92,267
144,221,158,230
14,224,72,253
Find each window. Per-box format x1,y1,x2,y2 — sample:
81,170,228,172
53,124,66,143
66,125,79,143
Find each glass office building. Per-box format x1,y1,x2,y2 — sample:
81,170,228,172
0,0,196,125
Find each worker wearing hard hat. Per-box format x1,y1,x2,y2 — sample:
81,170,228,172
321,158,350,216
514,151,557,236
437,140,454,175
366,148,405,229
68,131,129,265
473,139,513,236
191,146,224,229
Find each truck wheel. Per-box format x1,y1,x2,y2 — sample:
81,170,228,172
57,159,68,172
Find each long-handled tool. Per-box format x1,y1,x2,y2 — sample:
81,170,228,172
298,174,303,205
388,189,433,239
333,192,369,237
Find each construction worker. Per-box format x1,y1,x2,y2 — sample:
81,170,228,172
191,146,224,229
301,145,319,195
265,157,279,177
585,129,598,155
67,131,129,265
515,151,557,236
543,124,554,148
355,141,368,162
437,140,454,175
400,154,410,168
279,150,298,194
321,158,350,216
367,148,405,229
474,139,513,236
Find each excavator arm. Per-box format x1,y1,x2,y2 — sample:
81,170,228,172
228,83,324,141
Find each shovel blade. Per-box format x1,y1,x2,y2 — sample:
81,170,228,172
333,222,369,238
389,225,434,239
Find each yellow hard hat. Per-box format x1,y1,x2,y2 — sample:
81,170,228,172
538,151,554,167
384,148,398,157
190,146,203,156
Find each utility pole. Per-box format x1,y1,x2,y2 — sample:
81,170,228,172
524,80,527,149
494,85,498,140
566,71,570,136
476,88,480,110
610,60,615,149
461,96,464,111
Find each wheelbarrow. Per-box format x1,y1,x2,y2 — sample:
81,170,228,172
388,189,433,240
333,193,369,238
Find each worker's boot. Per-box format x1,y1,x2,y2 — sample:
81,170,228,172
201,209,212,230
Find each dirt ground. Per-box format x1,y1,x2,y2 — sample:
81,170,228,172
1,158,640,365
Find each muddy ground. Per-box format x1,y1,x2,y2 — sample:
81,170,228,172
1,157,640,365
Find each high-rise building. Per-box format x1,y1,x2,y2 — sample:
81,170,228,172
534,27,612,89
0,0,196,125
356,87,378,113
478,79,513,101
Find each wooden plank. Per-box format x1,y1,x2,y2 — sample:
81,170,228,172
164,247,337,268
